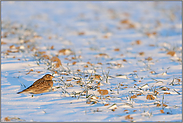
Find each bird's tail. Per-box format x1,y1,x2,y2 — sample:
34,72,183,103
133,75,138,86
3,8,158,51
17,91,22,94
17,89,28,94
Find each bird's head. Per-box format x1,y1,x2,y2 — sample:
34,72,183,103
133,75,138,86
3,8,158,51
43,74,54,80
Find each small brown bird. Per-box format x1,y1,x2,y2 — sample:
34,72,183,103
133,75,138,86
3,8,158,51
17,74,54,94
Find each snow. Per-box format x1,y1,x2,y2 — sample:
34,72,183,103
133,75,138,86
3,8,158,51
1,1,182,122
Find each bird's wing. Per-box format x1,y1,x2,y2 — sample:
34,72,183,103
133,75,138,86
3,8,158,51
27,79,53,90
37,81,53,91
32,78,43,86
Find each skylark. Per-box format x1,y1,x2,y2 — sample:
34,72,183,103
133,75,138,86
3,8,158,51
17,74,54,94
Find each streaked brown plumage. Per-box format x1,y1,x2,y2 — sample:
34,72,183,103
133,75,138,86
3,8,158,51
17,74,54,94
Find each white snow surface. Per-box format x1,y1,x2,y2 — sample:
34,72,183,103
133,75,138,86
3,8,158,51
1,1,182,122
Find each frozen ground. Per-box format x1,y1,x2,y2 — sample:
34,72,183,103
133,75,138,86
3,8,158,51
1,1,182,122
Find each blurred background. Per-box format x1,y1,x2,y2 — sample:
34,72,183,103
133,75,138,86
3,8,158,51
2,1,182,38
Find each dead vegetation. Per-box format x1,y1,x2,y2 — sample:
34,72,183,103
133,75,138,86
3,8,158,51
1,4,182,121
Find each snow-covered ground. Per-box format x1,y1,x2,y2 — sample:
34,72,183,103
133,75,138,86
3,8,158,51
1,1,182,122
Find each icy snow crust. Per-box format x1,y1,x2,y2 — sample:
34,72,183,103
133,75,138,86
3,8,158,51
1,1,182,122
